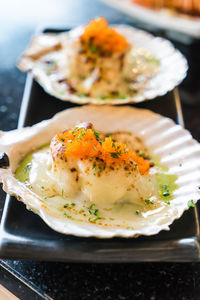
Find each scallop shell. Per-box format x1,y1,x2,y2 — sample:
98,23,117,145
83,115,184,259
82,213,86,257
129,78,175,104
18,25,188,105
0,105,199,238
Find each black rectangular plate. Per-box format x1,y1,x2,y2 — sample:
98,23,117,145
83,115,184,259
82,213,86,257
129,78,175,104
0,28,200,262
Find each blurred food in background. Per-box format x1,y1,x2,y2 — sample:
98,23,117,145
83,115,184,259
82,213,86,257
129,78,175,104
132,0,200,17
18,17,187,104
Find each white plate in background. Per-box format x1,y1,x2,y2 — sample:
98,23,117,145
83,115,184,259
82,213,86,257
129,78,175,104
100,0,200,38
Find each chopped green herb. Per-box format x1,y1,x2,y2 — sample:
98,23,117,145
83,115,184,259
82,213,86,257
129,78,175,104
71,203,76,206
126,226,134,230
136,210,140,215
188,200,195,208
77,93,87,98
147,56,160,65
78,75,85,80
59,91,66,95
43,196,47,200
163,191,170,197
41,186,45,190
88,204,94,211
139,152,146,158
24,163,31,173
110,152,121,158
64,212,72,219
98,165,103,172
165,200,170,205
145,199,153,205
88,204,99,216
112,141,116,148
60,138,65,142
94,131,100,141
161,184,171,197
64,203,69,208
78,131,85,139
109,218,115,221
162,185,168,191
93,146,97,151
94,217,101,222
99,95,107,100
119,93,126,99
93,163,103,173
90,44,97,53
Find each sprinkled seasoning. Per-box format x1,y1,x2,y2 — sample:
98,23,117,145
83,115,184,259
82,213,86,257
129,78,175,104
88,204,98,216
24,163,31,173
126,226,134,230
64,212,72,219
145,199,153,205
188,200,195,208
161,185,170,197
139,152,146,158
53,126,150,175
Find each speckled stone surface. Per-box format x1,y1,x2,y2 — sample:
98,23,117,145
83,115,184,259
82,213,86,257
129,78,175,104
0,0,200,299
1,260,200,300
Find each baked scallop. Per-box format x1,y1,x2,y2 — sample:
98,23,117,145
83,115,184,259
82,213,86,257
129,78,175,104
0,106,199,238
18,18,187,104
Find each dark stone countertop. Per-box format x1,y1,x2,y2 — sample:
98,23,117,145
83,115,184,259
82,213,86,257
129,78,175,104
0,0,200,299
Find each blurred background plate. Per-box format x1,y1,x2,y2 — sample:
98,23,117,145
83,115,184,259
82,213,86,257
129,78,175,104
100,0,200,38
19,25,188,104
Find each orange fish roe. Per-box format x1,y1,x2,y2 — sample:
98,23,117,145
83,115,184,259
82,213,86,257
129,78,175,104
132,155,150,175
80,17,129,54
57,127,99,159
55,127,150,175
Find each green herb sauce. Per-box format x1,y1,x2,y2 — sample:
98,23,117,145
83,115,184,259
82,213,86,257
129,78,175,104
15,146,178,207
156,174,178,201
15,152,33,182
151,153,168,172
151,153,178,202
15,144,49,183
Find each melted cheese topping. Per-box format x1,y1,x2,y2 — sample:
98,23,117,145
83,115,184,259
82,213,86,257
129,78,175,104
15,130,177,229
64,18,159,98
